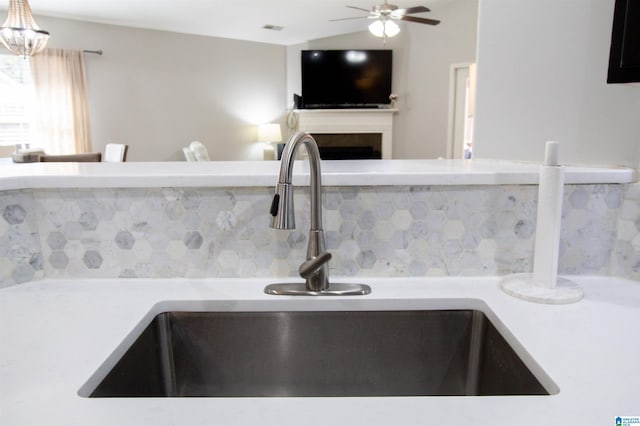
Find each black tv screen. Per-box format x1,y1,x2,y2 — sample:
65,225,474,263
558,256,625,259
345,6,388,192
301,50,392,109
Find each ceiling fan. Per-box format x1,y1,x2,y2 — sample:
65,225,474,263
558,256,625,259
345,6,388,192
331,2,440,38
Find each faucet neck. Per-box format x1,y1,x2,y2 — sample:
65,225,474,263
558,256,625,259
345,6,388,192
278,132,323,231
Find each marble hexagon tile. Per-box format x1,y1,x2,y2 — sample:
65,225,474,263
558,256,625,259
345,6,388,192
612,183,640,280
0,190,44,286
0,183,632,286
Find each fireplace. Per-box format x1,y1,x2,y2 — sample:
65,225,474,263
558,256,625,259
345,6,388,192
295,109,396,159
312,133,382,160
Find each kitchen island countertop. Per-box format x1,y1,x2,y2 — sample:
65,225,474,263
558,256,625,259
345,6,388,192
0,159,636,190
1,276,638,425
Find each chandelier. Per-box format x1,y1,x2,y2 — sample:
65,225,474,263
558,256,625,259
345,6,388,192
0,0,50,57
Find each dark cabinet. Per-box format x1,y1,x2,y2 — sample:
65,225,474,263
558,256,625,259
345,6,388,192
607,0,640,83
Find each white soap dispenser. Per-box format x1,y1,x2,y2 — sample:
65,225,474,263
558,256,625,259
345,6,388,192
499,141,583,304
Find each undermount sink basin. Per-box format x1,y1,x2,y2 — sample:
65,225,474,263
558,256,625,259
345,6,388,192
82,301,554,398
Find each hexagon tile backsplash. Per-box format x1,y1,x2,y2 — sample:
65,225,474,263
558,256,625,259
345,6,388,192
0,183,638,287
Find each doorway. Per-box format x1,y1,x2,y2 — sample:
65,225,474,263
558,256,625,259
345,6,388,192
447,63,476,159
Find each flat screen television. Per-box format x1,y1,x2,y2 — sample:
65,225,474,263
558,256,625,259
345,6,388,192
301,49,392,109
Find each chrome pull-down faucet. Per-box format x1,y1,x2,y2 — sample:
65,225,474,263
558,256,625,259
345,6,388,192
265,132,371,296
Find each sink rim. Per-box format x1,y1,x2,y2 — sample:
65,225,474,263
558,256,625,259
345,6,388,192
77,297,560,398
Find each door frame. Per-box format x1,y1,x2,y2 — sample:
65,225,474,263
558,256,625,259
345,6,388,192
446,63,472,159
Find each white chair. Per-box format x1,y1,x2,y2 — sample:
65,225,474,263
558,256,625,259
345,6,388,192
189,141,210,161
183,147,196,162
104,143,128,162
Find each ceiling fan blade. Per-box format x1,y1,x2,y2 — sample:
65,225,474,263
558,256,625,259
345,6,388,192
393,6,430,15
346,5,373,13
399,15,441,25
330,15,371,22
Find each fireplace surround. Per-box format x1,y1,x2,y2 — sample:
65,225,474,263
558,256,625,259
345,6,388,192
295,109,396,159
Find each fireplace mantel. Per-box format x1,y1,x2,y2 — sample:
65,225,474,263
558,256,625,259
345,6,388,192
295,109,397,159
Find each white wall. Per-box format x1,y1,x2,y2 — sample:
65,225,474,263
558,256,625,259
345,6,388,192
473,0,640,168
33,16,287,161
287,0,478,159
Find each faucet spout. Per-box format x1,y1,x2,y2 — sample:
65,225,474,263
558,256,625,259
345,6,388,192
270,132,323,232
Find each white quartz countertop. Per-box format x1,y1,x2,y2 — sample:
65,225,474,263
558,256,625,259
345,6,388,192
1,276,639,426
0,159,636,190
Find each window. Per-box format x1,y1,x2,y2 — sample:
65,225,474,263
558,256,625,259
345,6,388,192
0,54,36,148
1,49,93,155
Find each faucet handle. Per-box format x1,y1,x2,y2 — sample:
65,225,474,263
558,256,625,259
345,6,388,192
299,251,332,280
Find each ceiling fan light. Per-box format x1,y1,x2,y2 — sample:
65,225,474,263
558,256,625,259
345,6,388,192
368,18,400,38
0,0,50,57
368,19,385,37
385,19,400,37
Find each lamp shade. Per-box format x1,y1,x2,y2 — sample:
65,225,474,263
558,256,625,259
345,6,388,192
0,0,50,56
368,19,400,38
257,123,282,143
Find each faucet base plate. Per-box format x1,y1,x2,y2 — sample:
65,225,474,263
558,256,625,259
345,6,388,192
264,283,371,296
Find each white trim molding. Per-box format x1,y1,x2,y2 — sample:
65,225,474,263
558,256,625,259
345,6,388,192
295,109,397,159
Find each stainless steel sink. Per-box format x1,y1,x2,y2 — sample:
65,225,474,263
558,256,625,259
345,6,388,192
83,303,554,397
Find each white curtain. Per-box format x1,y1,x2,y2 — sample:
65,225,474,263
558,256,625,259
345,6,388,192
30,49,92,154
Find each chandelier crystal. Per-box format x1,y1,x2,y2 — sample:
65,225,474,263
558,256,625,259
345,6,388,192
0,0,50,57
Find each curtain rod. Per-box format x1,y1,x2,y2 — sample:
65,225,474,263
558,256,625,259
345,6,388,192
82,50,103,55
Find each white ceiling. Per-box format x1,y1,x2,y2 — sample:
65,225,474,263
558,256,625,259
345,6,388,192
2,0,450,45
